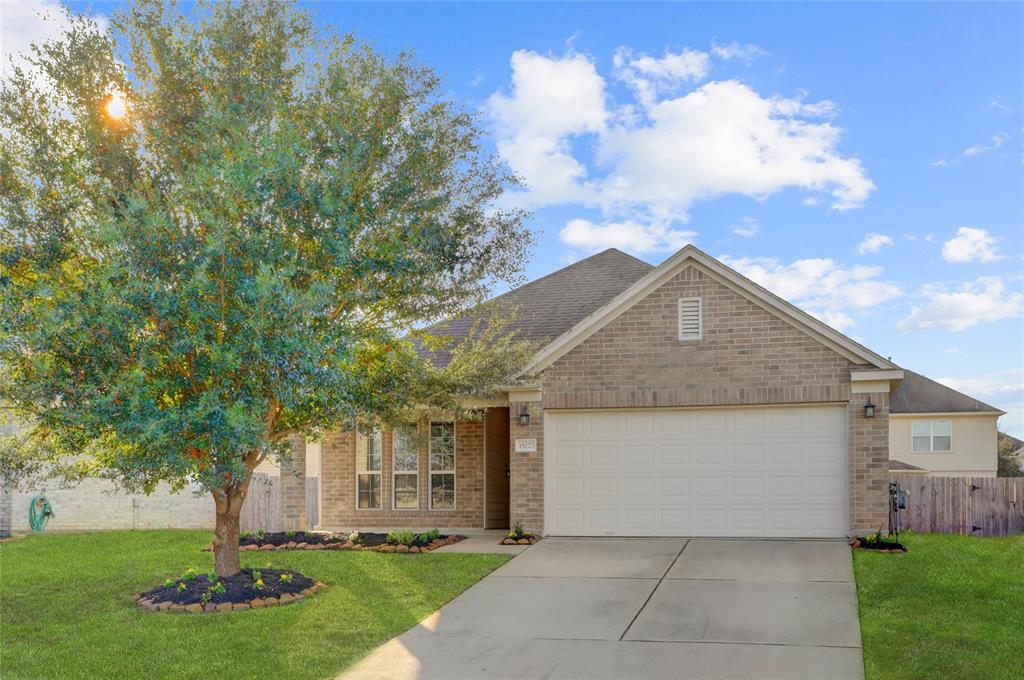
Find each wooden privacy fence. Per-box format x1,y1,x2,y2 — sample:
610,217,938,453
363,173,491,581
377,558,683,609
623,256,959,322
892,475,1024,537
240,473,319,532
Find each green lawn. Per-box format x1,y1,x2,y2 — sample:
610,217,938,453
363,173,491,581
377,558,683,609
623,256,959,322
854,532,1024,680
0,530,509,680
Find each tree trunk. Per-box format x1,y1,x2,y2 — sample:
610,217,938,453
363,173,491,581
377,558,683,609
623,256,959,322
212,484,247,578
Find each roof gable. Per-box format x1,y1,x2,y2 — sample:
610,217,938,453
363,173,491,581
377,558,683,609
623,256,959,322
527,244,898,374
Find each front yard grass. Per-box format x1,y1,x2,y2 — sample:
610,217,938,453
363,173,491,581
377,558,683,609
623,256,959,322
0,530,509,679
854,531,1023,680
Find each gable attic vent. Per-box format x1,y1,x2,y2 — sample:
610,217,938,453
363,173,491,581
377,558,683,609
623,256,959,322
678,297,702,341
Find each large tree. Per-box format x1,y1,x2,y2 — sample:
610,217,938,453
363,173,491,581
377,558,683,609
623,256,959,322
0,0,532,576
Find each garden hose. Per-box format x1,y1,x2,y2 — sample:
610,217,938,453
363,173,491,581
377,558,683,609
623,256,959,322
28,494,55,532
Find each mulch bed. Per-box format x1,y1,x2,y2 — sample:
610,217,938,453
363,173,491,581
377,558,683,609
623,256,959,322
850,535,907,553
137,568,322,613
214,531,466,553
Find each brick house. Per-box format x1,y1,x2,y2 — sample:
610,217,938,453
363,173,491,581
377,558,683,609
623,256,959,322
280,245,1002,538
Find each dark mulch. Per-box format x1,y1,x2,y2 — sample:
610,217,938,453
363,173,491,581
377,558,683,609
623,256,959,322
853,535,908,552
139,568,315,606
240,531,345,547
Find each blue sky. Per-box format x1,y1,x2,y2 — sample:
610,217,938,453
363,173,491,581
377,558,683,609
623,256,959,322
10,2,1024,434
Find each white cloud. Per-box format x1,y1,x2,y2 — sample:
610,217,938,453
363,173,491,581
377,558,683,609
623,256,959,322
936,372,1023,401
897,276,1024,332
963,132,1008,157
487,49,875,252
711,40,768,63
932,131,1009,166
613,47,709,108
0,0,108,84
858,232,894,254
560,218,695,254
730,216,759,237
721,256,901,330
941,227,1003,263
597,80,874,218
487,50,607,206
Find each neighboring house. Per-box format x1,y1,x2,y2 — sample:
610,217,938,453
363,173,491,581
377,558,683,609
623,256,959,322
887,371,1003,477
279,244,1003,539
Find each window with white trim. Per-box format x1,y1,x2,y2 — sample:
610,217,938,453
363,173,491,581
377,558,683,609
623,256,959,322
912,420,952,452
393,425,419,510
429,422,455,510
356,429,382,509
678,297,702,340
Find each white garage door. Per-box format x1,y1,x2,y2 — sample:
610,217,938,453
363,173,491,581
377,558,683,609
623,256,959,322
545,405,847,538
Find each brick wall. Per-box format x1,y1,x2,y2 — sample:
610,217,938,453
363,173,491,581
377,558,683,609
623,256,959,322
0,479,215,532
543,264,854,409
509,401,544,533
279,434,307,530
849,392,890,532
318,420,485,530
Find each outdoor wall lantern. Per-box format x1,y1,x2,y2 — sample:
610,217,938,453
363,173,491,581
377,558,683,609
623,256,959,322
518,405,531,427
864,400,876,419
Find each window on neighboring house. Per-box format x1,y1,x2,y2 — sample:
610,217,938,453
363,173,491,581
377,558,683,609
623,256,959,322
356,429,382,509
393,425,419,510
429,421,455,510
678,297,702,341
912,420,952,452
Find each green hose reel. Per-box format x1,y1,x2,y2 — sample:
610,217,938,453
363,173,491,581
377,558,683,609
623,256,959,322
29,494,55,532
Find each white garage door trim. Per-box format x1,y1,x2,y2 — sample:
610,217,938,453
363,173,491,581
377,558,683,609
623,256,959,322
544,404,848,538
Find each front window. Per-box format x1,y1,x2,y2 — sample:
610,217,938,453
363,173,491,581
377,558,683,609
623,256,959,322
429,422,455,510
356,429,382,509
393,425,419,510
912,420,952,452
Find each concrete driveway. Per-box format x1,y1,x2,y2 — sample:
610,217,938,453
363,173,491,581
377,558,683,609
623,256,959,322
340,538,863,680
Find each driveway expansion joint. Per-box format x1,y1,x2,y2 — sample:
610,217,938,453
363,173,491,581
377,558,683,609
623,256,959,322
618,539,690,641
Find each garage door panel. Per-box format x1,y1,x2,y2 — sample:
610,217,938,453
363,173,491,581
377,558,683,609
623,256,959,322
546,406,847,538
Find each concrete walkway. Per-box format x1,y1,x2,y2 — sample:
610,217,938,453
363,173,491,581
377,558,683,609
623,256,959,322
339,538,864,680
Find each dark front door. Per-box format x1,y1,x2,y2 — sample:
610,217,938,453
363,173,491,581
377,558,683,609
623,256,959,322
484,407,511,529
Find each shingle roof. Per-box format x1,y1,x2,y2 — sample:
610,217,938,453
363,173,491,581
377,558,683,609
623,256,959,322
418,248,653,368
889,459,926,471
890,370,1002,414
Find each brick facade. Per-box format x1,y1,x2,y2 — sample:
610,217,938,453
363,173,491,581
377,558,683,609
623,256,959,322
318,420,485,530
279,434,307,530
316,262,890,536
543,264,854,410
509,401,544,533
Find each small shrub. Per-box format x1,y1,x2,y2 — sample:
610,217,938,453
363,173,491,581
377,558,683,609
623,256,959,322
284,530,296,538
348,530,360,543
163,578,176,589
252,570,262,581
210,581,226,594
279,573,293,583
255,529,265,542
181,568,197,582
252,578,265,591
200,591,212,604
178,582,187,591
387,529,415,546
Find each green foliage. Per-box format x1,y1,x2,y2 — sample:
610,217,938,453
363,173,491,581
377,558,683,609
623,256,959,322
386,529,415,546
415,528,440,543
209,581,226,594
997,432,1024,477
278,573,292,584
284,531,296,538
180,568,197,582
0,0,532,514
162,578,175,589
